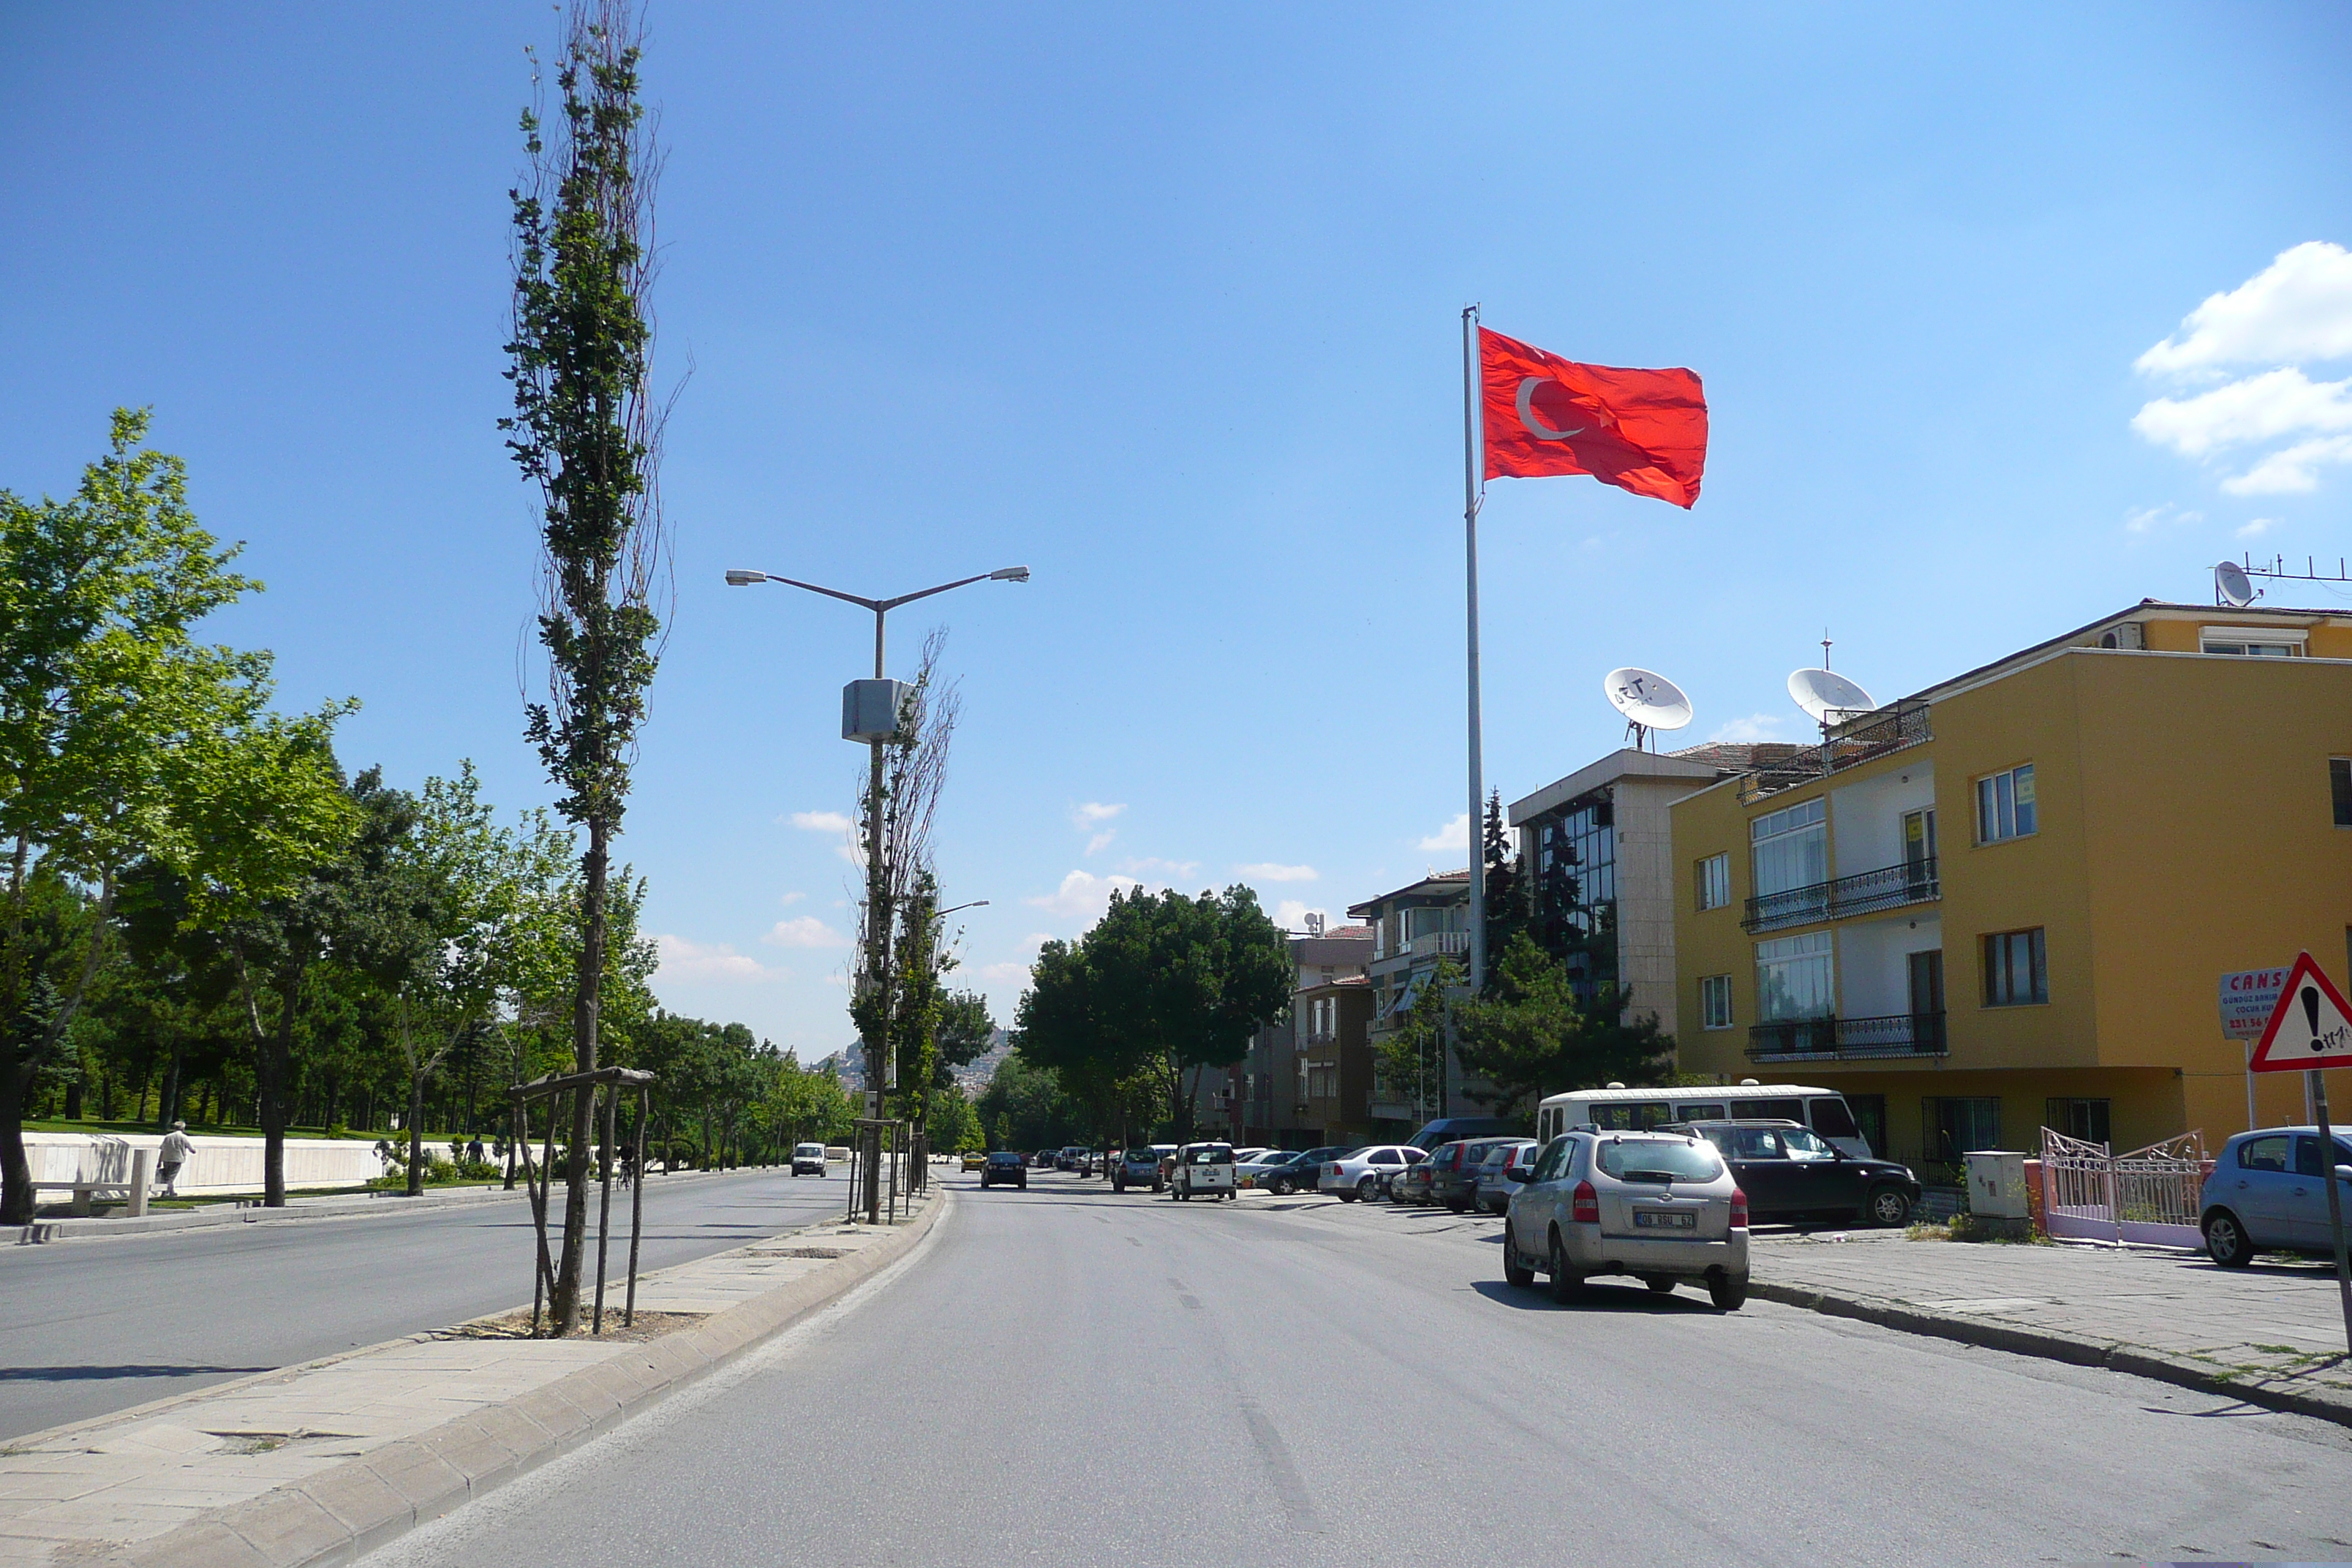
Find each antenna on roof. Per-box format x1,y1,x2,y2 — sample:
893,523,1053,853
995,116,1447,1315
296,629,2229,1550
2214,560,2258,608
2238,552,2348,592
1602,667,1694,753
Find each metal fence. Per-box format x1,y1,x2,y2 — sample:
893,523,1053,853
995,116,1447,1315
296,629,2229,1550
2040,1127,2207,1248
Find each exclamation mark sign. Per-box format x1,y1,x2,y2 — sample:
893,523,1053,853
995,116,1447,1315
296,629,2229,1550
2304,986,2323,1052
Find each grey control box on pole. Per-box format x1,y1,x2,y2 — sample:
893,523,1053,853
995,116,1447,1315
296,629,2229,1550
842,679,911,743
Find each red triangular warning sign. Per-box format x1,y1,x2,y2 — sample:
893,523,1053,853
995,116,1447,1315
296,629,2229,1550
2249,951,2352,1072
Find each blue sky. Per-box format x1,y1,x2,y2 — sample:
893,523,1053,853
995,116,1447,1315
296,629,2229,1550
4,4,2348,1055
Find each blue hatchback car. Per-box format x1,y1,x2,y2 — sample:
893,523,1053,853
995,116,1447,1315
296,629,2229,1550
2200,1126,2352,1266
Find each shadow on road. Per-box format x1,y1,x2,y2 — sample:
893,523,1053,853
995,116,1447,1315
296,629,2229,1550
0,1364,275,1383
1469,1279,1725,1316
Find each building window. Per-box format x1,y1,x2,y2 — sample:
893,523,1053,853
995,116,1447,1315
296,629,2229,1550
1699,974,1733,1030
2046,1097,2111,1145
2333,758,2352,828
1750,796,1827,902
2202,629,2305,656
1982,928,2048,1006
1975,764,2036,843
1924,1096,2002,1164
1755,931,1835,1021
1695,853,1730,912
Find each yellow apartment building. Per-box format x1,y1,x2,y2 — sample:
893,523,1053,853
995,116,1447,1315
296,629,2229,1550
1672,599,2352,1175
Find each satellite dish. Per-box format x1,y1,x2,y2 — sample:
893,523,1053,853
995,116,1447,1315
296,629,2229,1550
2215,560,2257,608
1788,668,1876,723
1602,667,1694,732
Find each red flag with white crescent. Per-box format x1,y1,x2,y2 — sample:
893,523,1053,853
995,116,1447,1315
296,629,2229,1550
1480,328,1708,508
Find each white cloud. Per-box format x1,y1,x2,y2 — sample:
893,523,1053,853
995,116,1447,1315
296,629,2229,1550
763,916,848,949
1417,813,1470,853
978,960,1031,983
2136,241,2352,377
1710,713,1791,742
1025,869,1143,924
2236,517,2279,538
2132,367,2352,459
1085,830,1117,856
1273,900,1330,930
652,934,777,984
2122,503,2204,535
1237,862,1318,883
1071,802,1126,828
789,809,862,864
778,890,807,907
2220,434,2352,495
1118,856,1199,880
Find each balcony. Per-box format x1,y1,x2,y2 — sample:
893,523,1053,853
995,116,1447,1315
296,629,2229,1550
1744,856,1939,934
1746,1011,1948,1061
1405,930,1470,960
1738,702,1932,802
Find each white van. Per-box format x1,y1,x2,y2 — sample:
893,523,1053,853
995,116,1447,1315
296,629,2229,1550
1170,1142,1236,1202
1536,1082,1872,1158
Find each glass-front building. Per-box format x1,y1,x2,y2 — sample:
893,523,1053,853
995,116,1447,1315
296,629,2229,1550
1533,792,1618,1000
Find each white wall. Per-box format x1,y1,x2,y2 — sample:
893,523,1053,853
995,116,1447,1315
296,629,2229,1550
1829,762,1937,878
1838,914,1942,1019
24,1133,386,1196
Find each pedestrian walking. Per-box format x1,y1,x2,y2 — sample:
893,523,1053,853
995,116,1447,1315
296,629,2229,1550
466,1134,486,1167
157,1121,194,1199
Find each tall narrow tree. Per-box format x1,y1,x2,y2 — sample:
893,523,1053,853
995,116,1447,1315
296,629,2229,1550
502,0,670,1333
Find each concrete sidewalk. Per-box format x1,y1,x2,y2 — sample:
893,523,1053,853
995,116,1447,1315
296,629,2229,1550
1749,1228,2352,1422
0,1185,945,1567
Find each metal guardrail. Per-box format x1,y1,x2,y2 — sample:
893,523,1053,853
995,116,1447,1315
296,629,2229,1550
1746,1011,1947,1060
1744,856,1940,932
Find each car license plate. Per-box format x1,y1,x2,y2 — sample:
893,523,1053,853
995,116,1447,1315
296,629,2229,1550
1635,1210,1695,1230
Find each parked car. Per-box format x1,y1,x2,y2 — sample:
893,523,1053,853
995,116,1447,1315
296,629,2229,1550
1031,1150,1057,1169
1229,1147,1270,1164
1245,1147,1348,1195
1234,1149,1297,1188
790,1142,827,1177
1409,1115,1523,1152
1665,1119,1919,1227
1474,1140,1540,1214
1390,1156,1436,1205
1056,1146,1090,1172
1431,1137,1520,1212
1501,1130,1751,1308
961,1150,989,1172
979,1150,1028,1190
1319,1145,1425,1202
1171,1142,1237,1201
2201,1126,2352,1265
1114,1145,1179,1192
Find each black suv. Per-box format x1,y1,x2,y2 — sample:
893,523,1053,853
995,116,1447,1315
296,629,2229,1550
979,1150,1028,1190
1663,1119,1918,1226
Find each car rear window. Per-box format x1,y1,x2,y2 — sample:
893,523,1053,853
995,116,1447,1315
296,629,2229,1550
1808,1097,1860,1138
1595,1139,1723,1183
1125,1148,1158,1161
1731,1098,1804,1121
1188,1146,1232,1164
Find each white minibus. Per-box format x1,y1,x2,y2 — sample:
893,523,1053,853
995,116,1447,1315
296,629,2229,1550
1535,1081,1872,1158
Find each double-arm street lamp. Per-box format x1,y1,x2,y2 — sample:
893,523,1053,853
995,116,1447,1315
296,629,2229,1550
725,565,1027,1219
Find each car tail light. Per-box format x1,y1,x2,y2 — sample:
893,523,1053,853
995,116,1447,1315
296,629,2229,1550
1571,1180,1599,1224
1730,1188,1749,1229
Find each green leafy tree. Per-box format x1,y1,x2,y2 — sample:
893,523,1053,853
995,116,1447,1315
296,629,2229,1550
1451,932,1673,1115
503,0,671,1333
1373,957,1460,1123
1478,788,1527,992
973,1052,1088,1153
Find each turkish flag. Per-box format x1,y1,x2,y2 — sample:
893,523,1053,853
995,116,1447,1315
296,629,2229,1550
1480,328,1708,508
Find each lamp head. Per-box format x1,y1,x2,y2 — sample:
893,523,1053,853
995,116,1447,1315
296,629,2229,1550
725,570,766,586
989,566,1031,583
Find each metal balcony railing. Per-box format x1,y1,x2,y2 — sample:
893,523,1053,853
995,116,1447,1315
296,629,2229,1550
1406,930,1470,959
1746,1011,1947,1060
1744,856,1940,932
1737,702,1934,802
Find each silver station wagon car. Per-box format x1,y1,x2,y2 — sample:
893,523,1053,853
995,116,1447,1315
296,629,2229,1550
1500,1131,1751,1310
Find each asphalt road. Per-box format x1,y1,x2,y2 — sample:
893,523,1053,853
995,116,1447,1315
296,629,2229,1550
366,1167,2352,1567
0,1166,851,1440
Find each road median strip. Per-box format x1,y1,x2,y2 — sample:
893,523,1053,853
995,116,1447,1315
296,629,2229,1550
0,1184,946,1568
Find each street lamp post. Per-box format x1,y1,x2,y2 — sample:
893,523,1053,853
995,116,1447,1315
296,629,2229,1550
725,565,1027,1222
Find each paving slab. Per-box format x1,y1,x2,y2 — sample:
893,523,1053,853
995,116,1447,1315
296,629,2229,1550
1750,1227,2352,1421
0,1186,944,1568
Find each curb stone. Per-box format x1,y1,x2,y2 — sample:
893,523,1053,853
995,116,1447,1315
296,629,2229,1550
1750,1278,2352,1428
82,1190,949,1568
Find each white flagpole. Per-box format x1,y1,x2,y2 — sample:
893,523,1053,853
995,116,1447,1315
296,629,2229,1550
1463,304,1485,1005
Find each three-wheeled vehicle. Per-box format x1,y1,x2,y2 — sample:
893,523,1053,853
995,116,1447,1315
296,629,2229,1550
1170,1142,1237,1201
